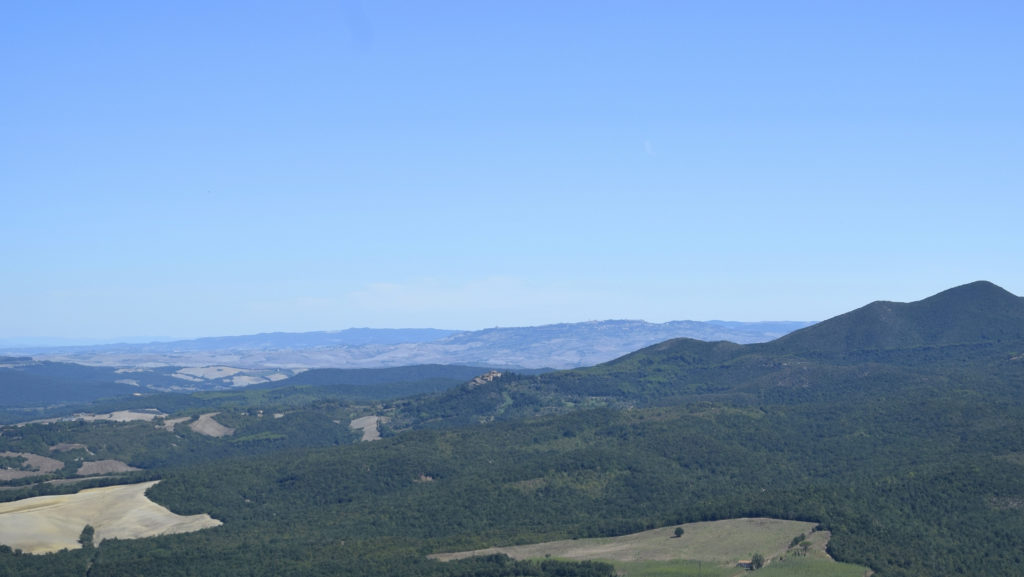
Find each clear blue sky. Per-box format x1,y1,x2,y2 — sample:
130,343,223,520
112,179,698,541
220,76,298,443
3,1,1022,342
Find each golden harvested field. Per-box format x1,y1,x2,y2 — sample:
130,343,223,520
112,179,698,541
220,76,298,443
0,481,221,554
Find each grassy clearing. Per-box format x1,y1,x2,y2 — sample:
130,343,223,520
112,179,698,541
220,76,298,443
434,518,873,577
756,556,871,577
612,556,869,577
608,558,734,577
435,518,816,564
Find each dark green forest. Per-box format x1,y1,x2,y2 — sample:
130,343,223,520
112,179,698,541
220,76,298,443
1,281,1023,576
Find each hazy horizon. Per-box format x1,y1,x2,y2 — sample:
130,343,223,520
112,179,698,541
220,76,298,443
4,2,1021,340
0,318,820,349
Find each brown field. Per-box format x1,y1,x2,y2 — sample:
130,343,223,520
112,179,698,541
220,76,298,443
230,375,267,387
19,410,166,427
159,416,192,432
76,460,141,476
175,366,242,379
0,452,65,481
76,410,167,423
190,413,235,437
0,481,221,554
49,443,91,453
350,416,386,441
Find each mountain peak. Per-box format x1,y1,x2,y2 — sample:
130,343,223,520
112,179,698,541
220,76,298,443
772,281,1024,355
917,280,1020,310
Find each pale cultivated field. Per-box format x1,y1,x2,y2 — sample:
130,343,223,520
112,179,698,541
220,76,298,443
350,416,387,441
176,366,242,379
0,452,64,481
0,481,221,553
230,375,267,387
50,443,91,453
159,416,192,432
76,460,141,476
22,410,166,427
432,518,820,564
190,413,235,437
76,410,167,423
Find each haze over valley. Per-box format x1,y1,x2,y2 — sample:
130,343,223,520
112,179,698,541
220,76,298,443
4,320,811,371
2,281,1024,576
5,2,1022,575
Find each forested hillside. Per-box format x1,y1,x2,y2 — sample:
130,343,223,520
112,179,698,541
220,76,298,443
1,282,1023,576
392,281,1024,425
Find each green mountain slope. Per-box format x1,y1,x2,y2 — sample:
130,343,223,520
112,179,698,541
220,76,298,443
3,281,1024,577
0,358,139,408
393,281,1024,425
768,280,1024,356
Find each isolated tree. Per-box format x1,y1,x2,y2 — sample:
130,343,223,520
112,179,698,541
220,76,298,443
79,524,95,549
674,527,684,538
750,552,765,570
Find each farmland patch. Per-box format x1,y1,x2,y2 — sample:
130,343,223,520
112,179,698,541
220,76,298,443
433,518,869,576
189,413,235,437
0,452,64,481
0,481,221,553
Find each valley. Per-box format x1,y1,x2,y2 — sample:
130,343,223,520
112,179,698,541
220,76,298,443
4,320,811,371
0,282,1022,576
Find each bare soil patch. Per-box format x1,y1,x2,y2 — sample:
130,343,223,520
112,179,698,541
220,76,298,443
190,413,235,437
176,366,242,379
49,443,91,453
0,452,64,481
230,375,266,387
75,410,167,423
159,416,192,432
76,460,141,476
20,410,166,427
0,481,222,553
350,416,387,441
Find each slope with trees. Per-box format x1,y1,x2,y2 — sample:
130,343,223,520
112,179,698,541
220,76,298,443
1,282,1023,576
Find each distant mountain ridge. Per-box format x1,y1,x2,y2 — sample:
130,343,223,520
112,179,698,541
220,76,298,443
395,281,1024,426
8,320,812,370
4,328,462,353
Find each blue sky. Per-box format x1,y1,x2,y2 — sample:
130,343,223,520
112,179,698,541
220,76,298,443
3,1,1022,341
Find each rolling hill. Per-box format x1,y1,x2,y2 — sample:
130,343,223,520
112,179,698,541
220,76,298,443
2,281,1023,577
767,280,1024,356
391,281,1024,425
6,320,811,370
